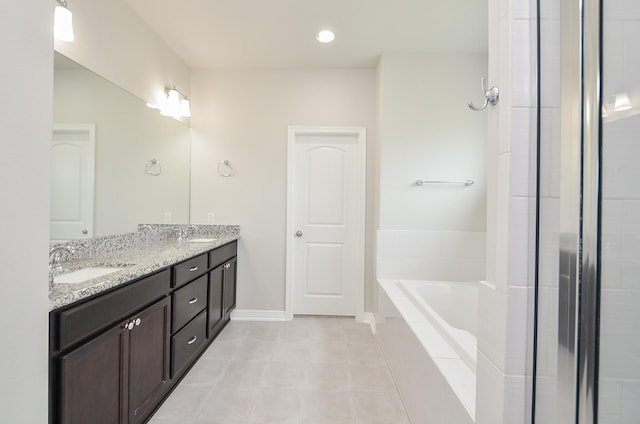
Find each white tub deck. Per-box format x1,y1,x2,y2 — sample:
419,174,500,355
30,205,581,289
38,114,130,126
377,279,477,422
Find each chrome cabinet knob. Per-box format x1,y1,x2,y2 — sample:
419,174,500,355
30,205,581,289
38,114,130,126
82,228,88,235
295,231,303,237
134,318,141,326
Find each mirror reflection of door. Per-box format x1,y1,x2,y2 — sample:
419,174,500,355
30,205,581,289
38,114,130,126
50,124,95,241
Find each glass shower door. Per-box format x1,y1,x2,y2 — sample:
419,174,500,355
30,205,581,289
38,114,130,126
598,0,640,421
534,0,640,422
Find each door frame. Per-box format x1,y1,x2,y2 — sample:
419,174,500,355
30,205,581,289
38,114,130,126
285,126,367,321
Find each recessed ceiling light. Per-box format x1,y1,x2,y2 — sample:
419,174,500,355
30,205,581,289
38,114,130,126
315,30,335,44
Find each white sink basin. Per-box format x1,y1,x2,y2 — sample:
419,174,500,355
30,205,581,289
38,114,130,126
55,267,123,284
188,238,217,243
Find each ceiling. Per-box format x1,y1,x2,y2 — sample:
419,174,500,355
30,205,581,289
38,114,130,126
123,0,488,69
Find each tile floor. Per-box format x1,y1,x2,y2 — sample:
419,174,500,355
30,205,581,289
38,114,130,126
149,316,410,424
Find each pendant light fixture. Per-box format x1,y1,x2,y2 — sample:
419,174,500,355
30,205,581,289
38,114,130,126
54,0,75,42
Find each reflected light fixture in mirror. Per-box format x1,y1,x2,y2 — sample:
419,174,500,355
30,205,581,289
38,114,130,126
147,86,191,119
54,0,74,42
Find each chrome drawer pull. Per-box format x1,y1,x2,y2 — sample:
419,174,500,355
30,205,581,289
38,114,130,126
189,266,199,272
188,297,198,304
224,263,231,269
187,336,197,345
135,318,141,326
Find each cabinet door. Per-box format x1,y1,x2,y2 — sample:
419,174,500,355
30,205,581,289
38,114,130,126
208,265,224,337
127,297,171,424
223,257,237,317
59,324,127,424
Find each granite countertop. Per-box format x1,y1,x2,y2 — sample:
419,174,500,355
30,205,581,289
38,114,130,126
49,225,239,311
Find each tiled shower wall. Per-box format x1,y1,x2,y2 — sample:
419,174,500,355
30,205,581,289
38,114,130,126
476,0,538,422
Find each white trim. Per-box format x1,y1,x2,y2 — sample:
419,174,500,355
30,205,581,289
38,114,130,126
358,312,377,334
230,309,288,322
285,126,367,322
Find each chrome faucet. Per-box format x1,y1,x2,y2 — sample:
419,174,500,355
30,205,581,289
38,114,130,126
49,246,75,271
176,225,198,242
49,245,75,294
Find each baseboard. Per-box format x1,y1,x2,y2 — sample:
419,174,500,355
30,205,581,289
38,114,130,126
230,309,288,321
357,312,377,333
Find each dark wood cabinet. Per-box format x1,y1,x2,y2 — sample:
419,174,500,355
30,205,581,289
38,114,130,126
58,297,170,424
51,240,238,424
223,256,237,317
171,311,207,377
208,242,237,338
127,297,171,424
172,275,207,332
208,264,224,337
59,324,126,424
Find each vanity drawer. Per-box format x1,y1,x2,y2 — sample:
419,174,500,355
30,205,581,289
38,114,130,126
172,275,207,333
209,241,237,269
58,269,171,351
172,253,208,288
171,310,206,377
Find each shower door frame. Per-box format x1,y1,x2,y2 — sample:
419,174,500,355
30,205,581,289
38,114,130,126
577,0,602,421
533,0,603,421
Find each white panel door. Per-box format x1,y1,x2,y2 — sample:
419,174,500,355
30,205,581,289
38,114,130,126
51,125,95,240
292,132,362,316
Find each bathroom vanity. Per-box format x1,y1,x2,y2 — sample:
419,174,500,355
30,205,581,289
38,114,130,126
48,228,238,424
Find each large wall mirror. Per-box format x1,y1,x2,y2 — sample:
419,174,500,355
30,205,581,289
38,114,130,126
52,52,191,240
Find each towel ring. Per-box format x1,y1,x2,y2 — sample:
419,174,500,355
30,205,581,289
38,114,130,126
146,159,161,176
217,160,233,177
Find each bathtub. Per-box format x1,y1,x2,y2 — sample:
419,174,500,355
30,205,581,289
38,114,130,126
399,280,478,371
376,279,477,423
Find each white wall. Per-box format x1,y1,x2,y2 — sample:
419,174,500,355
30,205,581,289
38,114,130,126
54,0,190,110
376,54,488,284
0,1,52,421
377,54,487,232
190,69,377,312
54,68,191,236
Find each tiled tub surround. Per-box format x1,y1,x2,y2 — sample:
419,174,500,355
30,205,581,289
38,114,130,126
377,279,476,424
376,230,486,282
49,225,240,310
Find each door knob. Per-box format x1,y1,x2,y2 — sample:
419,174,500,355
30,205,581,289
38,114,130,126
295,231,303,237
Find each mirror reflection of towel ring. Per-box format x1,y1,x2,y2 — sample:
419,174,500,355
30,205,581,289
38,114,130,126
146,159,161,176
217,160,233,177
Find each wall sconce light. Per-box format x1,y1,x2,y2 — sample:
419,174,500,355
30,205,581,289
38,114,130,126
54,0,75,42
147,86,191,119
